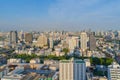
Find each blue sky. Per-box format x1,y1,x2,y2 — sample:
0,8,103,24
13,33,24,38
0,0,120,31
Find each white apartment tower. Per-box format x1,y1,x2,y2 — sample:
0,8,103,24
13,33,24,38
80,32,88,51
59,58,86,80
108,62,120,80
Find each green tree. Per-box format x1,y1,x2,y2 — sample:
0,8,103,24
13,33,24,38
62,48,69,55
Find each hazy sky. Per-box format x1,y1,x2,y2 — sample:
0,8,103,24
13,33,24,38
0,0,120,31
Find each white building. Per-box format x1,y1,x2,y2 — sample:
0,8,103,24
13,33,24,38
1,66,25,80
0,41,4,47
118,31,120,39
59,58,86,80
7,59,22,64
108,62,120,80
44,60,59,65
52,72,59,80
0,65,9,79
1,74,25,80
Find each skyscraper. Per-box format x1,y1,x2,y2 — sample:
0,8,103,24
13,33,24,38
89,34,96,50
49,37,54,49
80,32,88,51
59,58,86,80
119,40,120,50
25,33,33,43
10,31,18,44
19,30,24,41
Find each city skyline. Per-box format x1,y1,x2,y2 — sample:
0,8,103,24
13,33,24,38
0,24,120,80
1,1,120,79
0,0,120,31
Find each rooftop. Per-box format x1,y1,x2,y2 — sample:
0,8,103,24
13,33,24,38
60,57,85,63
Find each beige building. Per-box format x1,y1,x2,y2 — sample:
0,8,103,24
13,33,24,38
36,35,48,47
99,77,107,80
80,32,88,51
68,36,79,50
92,77,107,80
84,59,91,67
87,51,92,57
30,58,40,64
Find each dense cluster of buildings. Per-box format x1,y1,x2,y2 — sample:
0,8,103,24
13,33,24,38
0,30,120,80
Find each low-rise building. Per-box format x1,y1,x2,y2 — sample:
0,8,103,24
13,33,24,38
30,58,40,64
7,59,22,64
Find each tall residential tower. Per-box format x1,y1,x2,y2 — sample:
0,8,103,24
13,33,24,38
89,33,96,50
59,58,86,80
10,31,18,44
80,32,88,51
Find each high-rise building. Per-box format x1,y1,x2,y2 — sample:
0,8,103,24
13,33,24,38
119,40,120,50
59,58,86,80
108,62,120,80
118,31,120,39
25,33,33,43
49,37,54,49
10,31,18,44
19,30,24,41
68,37,80,50
89,34,96,50
80,32,88,51
36,35,48,47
